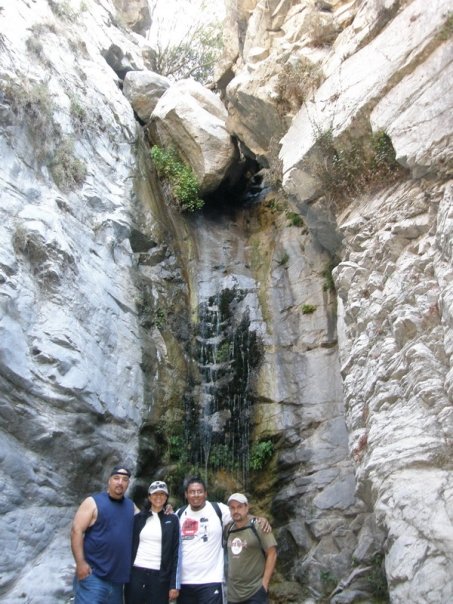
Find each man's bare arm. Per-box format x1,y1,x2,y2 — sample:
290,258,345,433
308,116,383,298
70,497,97,580
262,545,277,591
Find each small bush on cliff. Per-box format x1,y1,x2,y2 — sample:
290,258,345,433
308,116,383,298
323,258,339,293
250,440,274,471
367,554,389,601
49,137,87,191
276,58,322,116
302,304,317,314
310,128,404,204
151,145,204,212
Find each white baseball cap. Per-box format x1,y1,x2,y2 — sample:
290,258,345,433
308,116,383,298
228,493,248,505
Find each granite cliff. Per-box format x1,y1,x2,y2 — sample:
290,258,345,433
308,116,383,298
0,0,451,602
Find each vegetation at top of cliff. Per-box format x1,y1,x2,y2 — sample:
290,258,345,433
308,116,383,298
151,145,204,212
310,128,405,204
146,0,223,84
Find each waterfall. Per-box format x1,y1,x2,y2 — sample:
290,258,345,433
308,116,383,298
184,286,262,487
182,209,264,488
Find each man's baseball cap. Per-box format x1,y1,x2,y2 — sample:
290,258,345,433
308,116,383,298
228,493,248,505
110,465,131,477
148,480,169,495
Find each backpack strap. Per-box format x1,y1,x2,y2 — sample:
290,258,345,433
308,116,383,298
176,502,222,526
223,520,234,548
176,504,188,518
225,517,266,557
211,501,223,526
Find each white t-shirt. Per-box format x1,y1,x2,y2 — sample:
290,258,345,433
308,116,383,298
133,513,162,570
178,501,231,584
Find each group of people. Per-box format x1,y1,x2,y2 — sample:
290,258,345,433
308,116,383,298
71,466,277,604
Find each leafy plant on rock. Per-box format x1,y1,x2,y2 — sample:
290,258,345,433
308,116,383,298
250,440,274,472
302,304,317,314
151,145,204,212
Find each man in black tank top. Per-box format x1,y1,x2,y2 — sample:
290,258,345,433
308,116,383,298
70,465,139,604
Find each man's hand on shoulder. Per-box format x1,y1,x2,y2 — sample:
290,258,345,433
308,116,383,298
255,516,272,533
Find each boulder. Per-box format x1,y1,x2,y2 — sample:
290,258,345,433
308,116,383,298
123,70,170,121
149,79,237,195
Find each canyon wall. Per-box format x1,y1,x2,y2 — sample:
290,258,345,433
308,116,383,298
217,0,453,601
0,0,451,603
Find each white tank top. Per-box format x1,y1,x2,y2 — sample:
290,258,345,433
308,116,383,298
133,513,162,570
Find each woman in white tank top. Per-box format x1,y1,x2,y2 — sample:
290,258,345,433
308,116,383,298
125,481,181,604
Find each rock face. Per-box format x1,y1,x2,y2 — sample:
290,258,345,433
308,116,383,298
218,0,453,601
0,1,452,603
0,1,156,601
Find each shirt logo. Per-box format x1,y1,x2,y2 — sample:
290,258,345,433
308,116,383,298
181,518,199,539
231,537,244,555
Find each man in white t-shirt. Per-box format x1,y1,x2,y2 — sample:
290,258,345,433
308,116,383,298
176,477,230,604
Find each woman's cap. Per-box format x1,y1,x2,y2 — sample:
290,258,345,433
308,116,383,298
149,480,169,495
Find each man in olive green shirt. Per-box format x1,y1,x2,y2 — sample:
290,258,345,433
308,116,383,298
226,493,277,604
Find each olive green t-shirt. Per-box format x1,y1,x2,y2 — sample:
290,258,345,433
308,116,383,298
226,521,277,602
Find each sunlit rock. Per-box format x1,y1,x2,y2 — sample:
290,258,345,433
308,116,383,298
123,70,171,121
280,0,447,192
149,79,237,195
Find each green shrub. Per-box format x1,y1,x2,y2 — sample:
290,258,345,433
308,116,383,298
322,259,338,292
367,554,389,601
215,340,231,363
168,435,185,461
302,304,317,314
151,145,204,212
69,95,88,130
277,252,289,267
265,198,283,213
320,569,337,594
286,211,305,228
210,444,236,470
250,440,274,471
